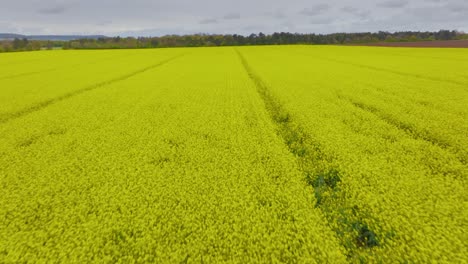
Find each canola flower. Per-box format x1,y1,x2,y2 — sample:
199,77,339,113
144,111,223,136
0,45,466,263
0,48,346,263
238,45,467,262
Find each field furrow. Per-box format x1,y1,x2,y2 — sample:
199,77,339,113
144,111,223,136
0,53,185,125
236,49,382,260
340,96,466,164
0,49,185,118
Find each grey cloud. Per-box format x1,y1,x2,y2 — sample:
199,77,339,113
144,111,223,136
1,0,467,36
223,13,241,20
341,6,359,13
377,0,409,8
97,20,112,26
279,21,296,31
0,22,17,33
340,6,371,18
242,25,260,33
299,4,330,16
349,1,468,33
310,17,334,24
264,11,286,19
409,3,468,22
273,12,286,19
446,3,468,13
38,6,66,14
199,18,218,24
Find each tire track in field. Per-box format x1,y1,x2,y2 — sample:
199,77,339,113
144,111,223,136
278,48,468,88
0,54,185,125
0,69,57,81
235,48,380,260
339,96,467,165
0,52,138,81
0,57,43,67
315,55,467,88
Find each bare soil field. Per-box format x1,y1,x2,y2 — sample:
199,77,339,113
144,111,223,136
354,40,468,48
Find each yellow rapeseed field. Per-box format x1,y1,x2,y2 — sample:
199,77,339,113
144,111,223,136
0,46,466,263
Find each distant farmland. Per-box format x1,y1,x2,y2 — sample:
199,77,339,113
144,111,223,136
356,39,468,48
0,46,466,263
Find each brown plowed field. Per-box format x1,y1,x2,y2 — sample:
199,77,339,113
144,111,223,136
353,40,468,48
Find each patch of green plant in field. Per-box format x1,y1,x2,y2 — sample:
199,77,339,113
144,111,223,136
310,169,341,206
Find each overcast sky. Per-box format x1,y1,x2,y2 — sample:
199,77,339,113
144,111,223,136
1,0,467,36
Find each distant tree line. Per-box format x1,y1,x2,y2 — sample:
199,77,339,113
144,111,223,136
0,38,64,52
1,30,467,52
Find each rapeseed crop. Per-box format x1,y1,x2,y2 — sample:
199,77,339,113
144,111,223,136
0,48,345,263
0,45,466,263
238,45,467,262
